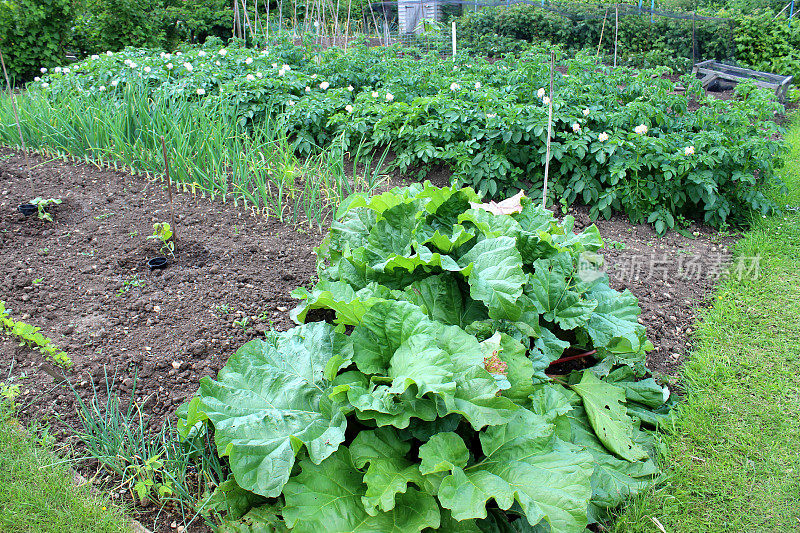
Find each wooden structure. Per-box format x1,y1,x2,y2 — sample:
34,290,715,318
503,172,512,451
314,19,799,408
692,60,793,102
398,0,443,34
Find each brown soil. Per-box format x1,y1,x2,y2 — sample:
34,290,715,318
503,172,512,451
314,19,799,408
0,148,320,531
1,147,736,530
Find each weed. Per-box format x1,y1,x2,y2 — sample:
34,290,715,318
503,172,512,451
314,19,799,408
232,316,249,329
215,303,233,315
37,247,49,255
94,211,115,221
117,275,145,295
32,277,43,285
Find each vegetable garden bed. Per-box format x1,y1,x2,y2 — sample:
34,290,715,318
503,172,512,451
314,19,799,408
1,146,737,532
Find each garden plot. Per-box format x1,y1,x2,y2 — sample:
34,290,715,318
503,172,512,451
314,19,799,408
1,146,734,532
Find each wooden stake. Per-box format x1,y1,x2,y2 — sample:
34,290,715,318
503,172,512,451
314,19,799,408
542,51,555,210
0,47,32,198
596,9,607,58
160,136,178,252
344,0,352,50
614,6,618,68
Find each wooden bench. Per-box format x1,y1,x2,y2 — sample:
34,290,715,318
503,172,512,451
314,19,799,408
692,60,793,102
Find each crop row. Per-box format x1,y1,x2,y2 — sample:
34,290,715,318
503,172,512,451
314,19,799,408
23,39,789,232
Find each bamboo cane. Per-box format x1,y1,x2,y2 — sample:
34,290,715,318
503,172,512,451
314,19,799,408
542,51,555,210
0,47,32,197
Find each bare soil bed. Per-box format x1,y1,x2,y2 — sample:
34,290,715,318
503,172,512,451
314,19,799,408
1,147,735,531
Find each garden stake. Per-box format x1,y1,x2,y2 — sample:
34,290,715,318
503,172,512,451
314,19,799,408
160,136,178,253
596,9,607,59
0,47,33,198
614,6,619,68
344,0,353,50
542,51,555,210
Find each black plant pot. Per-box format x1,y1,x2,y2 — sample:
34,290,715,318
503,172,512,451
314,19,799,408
18,203,37,217
147,257,169,270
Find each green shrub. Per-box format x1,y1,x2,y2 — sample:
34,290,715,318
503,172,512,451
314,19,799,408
72,0,165,56
0,0,75,82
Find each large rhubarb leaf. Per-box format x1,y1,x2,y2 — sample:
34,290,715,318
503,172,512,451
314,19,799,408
350,427,424,514
436,409,594,532
571,372,649,462
290,280,389,326
282,448,440,533
459,236,527,321
401,273,488,328
527,252,597,330
198,322,349,497
567,404,660,522
581,283,647,354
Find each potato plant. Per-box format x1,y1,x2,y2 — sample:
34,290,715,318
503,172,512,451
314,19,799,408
33,41,786,233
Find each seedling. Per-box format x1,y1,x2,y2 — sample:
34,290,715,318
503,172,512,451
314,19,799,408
215,303,233,315
147,222,174,257
232,316,250,329
32,278,43,285
606,240,626,250
29,197,62,222
94,212,115,221
118,275,146,295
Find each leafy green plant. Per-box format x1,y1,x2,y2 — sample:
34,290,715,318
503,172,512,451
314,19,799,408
0,0,75,81
9,42,787,234
179,183,674,531
29,197,61,222
0,300,71,368
147,221,174,256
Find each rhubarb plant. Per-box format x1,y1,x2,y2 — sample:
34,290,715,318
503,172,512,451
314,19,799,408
180,183,674,532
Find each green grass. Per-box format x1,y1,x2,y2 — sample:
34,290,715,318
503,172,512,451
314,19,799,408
614,116,800,531
0,419,130,533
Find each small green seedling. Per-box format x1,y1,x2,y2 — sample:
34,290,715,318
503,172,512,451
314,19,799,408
233,316,250,329
147,222,174,257
607,240,626,250
29,198,62,222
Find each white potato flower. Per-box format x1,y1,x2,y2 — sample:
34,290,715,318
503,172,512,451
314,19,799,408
319,81,330,90
346,104,354,113
385,92,394,101
537,87,546,98
684,145,695,156
598,132,609,142
197,88,205,95
634,124,648,135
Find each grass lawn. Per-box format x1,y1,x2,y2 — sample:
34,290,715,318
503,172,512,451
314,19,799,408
0,419,130,533
615,115,800,532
